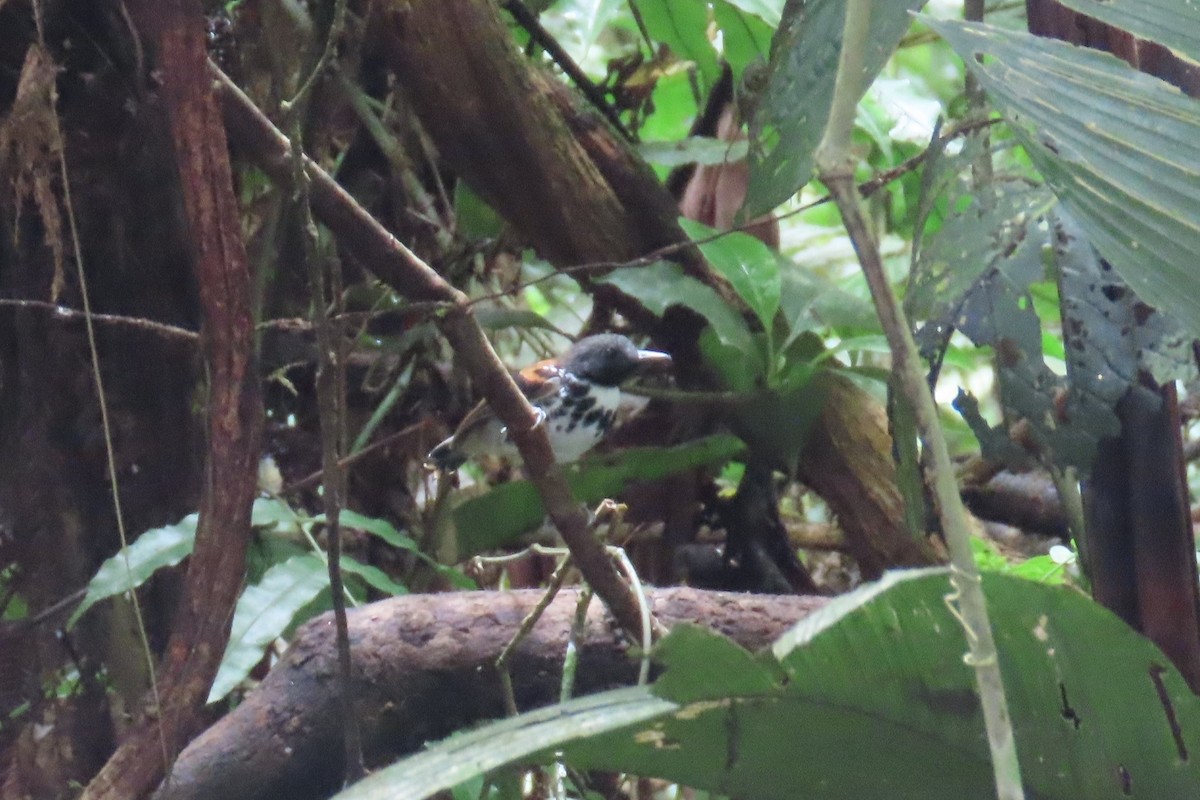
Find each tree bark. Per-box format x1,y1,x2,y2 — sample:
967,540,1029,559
154,587,827,800
81,2,263,798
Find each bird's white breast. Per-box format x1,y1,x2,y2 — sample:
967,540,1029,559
544,383,620,463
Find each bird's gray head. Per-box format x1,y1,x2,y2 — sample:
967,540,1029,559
562,334,671,386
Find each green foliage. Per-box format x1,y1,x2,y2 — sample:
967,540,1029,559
69,497,463,703
931,17,1200,338
745,0,928,216
333,687,674,800
453,183,505,239
68,511,200,628
208,553,330,703
600,216,856,469
335,570,1200,799
636,137,749,168
1055,209,1194,403
635,0,721,85
334,510,475,589
680,218,780,335
969,537,1068,585
596,260,756,357
451,435,746,556
710,0,773,80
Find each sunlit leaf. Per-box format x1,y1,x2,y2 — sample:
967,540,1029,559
713,0,774,79
636,0,721,84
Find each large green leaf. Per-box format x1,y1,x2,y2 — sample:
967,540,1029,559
596,261,755,357
1048,0,1200,63
334,509,475,589
335,570,1200,799
712,0,775,79
67,513,198,628
208,553,330,704
744,0,926,216
451,435,745,557
930,19,1200,337
636,0,721,84
563,570,1200,798
680,218,780,331
333,687,675,800
69,497,304,629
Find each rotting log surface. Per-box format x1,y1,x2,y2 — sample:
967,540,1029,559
154,587,826,800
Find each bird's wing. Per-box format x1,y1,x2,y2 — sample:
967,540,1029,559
449,361,564,443
515,360,565,402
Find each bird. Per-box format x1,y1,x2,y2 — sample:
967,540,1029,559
427,333,672,470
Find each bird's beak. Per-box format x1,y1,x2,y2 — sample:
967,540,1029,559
635,349,673,372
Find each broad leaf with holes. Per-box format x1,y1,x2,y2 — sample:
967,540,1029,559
334,570,1200,799
930,18,1200,338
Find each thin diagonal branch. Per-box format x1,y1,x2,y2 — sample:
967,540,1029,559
212,61,657,644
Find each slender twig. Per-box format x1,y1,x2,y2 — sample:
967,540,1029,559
280,0,363,780
0,298,199,342
495,553,576,717
214,60,656,643
814,3,1024,799
502,0,634,141
462,117,1000,307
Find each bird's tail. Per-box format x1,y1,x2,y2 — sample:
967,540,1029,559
426,439,466,471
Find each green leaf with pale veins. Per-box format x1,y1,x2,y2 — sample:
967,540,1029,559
1048,0,1200,64
930,18,1200,338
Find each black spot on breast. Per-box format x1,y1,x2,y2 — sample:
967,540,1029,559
564,376,590,398
583,408,602,426
574,395,596,413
